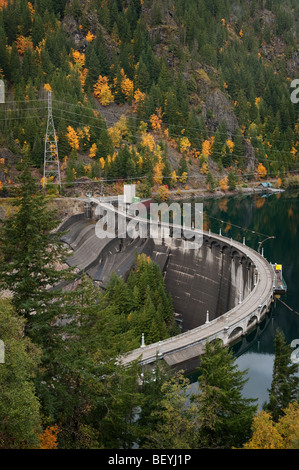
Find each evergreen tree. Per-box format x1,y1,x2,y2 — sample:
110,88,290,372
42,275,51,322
0,299,42,449
142,372,199,449
264,329,299,422
192,340,257,448
0,156,72,320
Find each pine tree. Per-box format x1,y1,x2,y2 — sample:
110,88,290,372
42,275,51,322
264,329,299,422
0,299,42,449
0,156,72,320
192,340,257,448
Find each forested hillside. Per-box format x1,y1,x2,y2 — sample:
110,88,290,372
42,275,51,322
0,0,298,197
0,1,299,451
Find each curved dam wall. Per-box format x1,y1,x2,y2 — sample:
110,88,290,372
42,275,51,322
60,210,257,334
153,237,256,332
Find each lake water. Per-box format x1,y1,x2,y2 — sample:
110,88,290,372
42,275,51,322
188,189,299,409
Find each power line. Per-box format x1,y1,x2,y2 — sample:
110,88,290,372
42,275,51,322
1,97,297,148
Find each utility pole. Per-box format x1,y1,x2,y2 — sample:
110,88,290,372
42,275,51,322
43,91,61,190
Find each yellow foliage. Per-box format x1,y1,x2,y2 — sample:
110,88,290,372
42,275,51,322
60,155,68,171
40,176,47,187
257,162,267,179
15,35,33,55
226,139,234,153
27,2,34,20
244,403,299,449
86,31,96,42
72,50,85,68
99,157,105,169
94,76,114,106
66,126,80,151
171,170,177,186
140,131,155,152
79,67,88,91
180,136,191,154
157,185,170,202
150,108,163,131
108,126,122,147
179,172,188,184
219,176,228,192
89,143,97,159
200,162,209,175
119,68,134,100
153,156,165,185
201,139,211,157
132,89,146,112
43,83,52,93
108,115,128,147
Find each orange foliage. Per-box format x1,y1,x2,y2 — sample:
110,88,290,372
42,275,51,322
201,139,211,157
257,162,267,179
43,83,52,93
153,156,165,185
28,2,34,20
89,143,97,159
86,31,96,42
132,89,145,112
40,425,60,449
226,139,234,153
219,176,229,192
150,108,163,132
15,35,33,55
72,50,85,68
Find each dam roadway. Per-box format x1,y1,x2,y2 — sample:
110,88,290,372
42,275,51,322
120,231,275,369
59,198,276,369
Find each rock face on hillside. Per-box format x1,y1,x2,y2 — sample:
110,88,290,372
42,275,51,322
203,88,238,135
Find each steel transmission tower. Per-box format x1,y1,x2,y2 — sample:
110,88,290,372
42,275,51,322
43,91,61,189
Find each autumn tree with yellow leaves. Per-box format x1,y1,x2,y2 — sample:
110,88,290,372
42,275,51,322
243,403,299,449
94,75,114,106
257,162,267,179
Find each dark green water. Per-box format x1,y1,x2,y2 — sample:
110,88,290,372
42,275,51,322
189,189,299,409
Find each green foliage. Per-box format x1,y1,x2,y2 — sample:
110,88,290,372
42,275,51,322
0,300,42,449
263,329,299,422
0,157,73,319
192,340,257,448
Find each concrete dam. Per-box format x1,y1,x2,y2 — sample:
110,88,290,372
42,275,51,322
59,200,276,370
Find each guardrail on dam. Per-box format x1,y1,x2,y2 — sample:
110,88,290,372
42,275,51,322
59,200,276,370
121,232,275,369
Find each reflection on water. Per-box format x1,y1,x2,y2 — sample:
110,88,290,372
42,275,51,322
235,352,274,409
187,190,299,406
